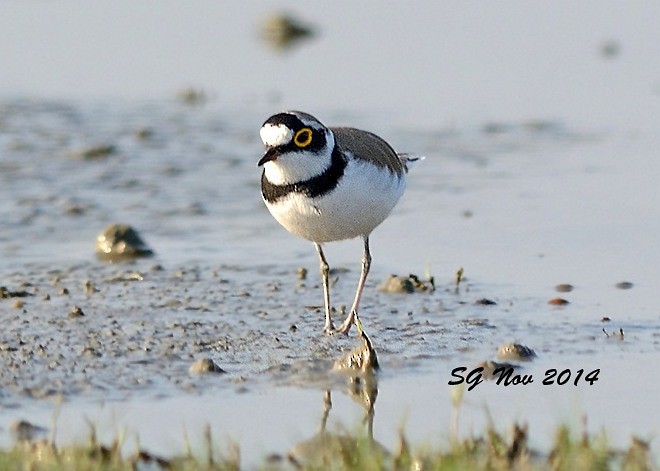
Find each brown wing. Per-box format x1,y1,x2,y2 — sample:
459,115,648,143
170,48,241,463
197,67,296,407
331,127,405,175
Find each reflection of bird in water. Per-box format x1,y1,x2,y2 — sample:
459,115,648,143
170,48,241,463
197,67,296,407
287,373,385,467
288,318,382,465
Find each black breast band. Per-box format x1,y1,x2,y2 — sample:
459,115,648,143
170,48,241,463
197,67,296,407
261,147,347,203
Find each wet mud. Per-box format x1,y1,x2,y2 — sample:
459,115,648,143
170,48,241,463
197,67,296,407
1,256,651,410
0,260,474,404
1,99,659,462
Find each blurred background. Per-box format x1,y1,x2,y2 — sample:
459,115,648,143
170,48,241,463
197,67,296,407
3,1,659,129
2,0,660,286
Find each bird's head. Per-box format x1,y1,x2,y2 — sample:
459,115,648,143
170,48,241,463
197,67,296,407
258,111,334,184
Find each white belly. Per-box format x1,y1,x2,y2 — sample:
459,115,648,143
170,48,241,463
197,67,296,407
264,159,406,243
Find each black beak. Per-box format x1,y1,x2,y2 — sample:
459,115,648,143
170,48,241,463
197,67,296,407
257,147,279,167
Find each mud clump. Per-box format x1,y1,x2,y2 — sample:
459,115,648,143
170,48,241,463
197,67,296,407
334,319,379,373
68,305,85,318
95,224,154,262
497,343,536,362
378,274,434,294
10,420,48,442
261,13,316,51
70,144,116,160
176,88,207,106
0,287,33,298
379,275,414,293
475,298,497,306
477,360,520,380
189,358,226,374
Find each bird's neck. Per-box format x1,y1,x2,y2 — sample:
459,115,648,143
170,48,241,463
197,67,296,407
261,146,348,203
263,147,335,185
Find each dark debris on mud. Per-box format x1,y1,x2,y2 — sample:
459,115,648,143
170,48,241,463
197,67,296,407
0,261,647,408
0,262,454,406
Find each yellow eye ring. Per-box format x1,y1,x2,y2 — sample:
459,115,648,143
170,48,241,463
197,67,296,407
293,128,313,148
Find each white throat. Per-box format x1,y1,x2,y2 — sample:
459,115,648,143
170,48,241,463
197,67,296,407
263,149,333,185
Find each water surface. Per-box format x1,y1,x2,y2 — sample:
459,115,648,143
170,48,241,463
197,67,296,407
1,2,659,466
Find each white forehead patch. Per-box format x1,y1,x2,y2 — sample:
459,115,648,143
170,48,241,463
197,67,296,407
260,124,293,147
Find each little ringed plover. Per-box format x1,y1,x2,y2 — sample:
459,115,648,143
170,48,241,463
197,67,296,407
258,110,420,335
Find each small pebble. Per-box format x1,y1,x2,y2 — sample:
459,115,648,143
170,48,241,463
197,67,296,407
548,297,570,306
296,267,308,280
135,127,154,140
71,144,116,160
64,204,88,216
615,281,634,290
475,298,497,306
600,40,621,59
555,283,574,293
176,88,207,106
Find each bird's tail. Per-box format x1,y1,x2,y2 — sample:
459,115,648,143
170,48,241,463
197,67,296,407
397,153,425,172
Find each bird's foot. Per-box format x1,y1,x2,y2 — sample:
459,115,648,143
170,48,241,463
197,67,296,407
323,320,336,336
323,323,351,336
334,316,355,335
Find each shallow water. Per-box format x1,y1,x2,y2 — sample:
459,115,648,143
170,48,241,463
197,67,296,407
1,2,660,467
1,99,658,465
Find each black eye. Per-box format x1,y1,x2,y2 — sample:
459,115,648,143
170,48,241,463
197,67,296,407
293,128,313,148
